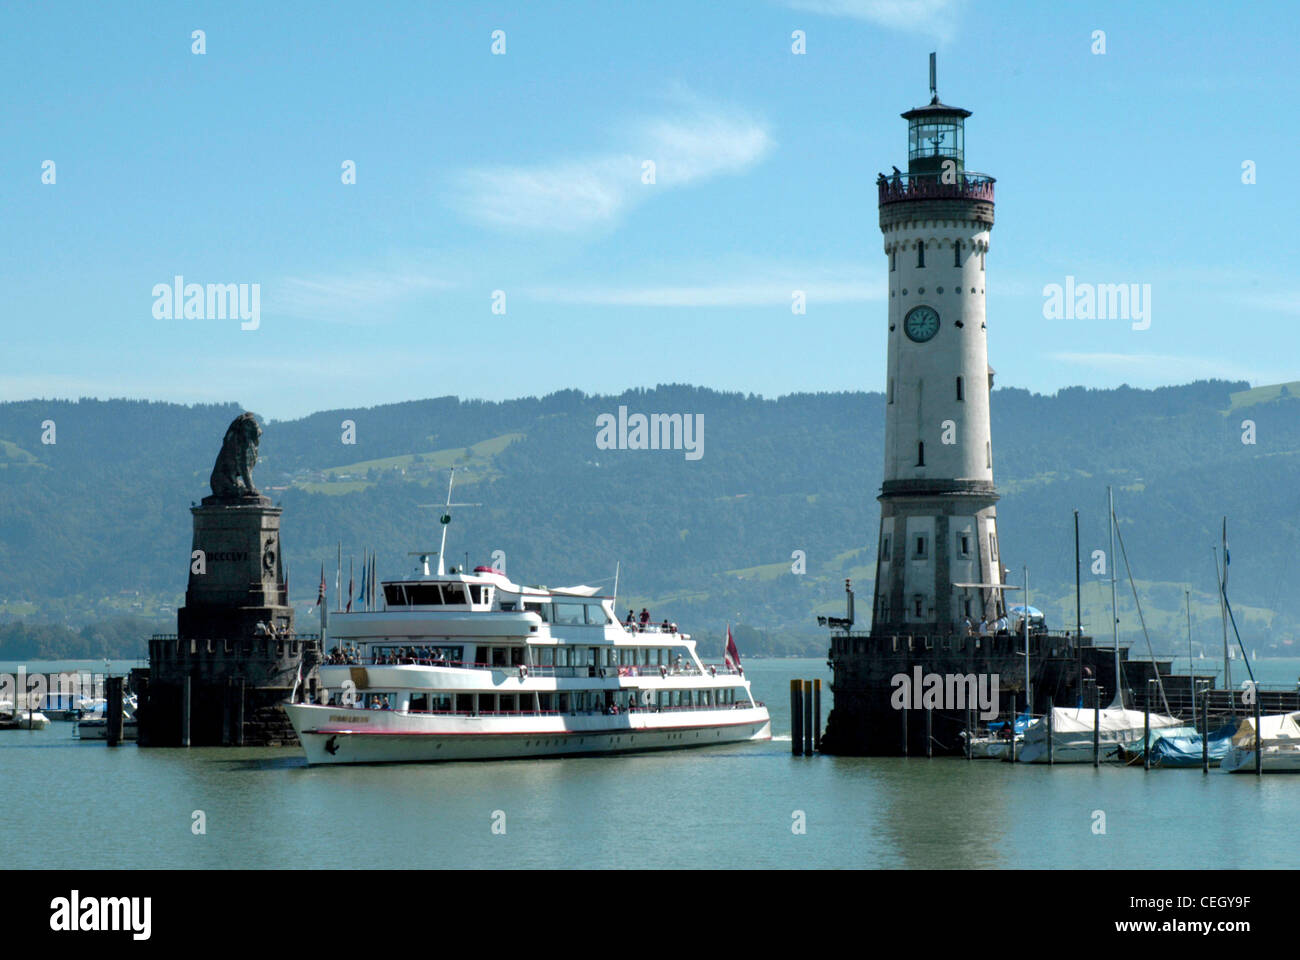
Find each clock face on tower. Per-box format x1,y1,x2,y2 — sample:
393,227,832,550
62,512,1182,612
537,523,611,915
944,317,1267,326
903,305,940,343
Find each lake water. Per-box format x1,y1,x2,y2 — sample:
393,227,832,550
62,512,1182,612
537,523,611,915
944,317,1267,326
2,657,1297,869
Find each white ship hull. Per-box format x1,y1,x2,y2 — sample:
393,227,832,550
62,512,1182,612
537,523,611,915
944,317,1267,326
286,701,771,764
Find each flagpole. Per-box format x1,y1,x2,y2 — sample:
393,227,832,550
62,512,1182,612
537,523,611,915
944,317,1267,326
336,542,342,613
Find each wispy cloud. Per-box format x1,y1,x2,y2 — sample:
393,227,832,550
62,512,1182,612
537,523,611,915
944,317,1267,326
779,0,967,41
529,266,880,307
450,103,772,233
271,266,454,322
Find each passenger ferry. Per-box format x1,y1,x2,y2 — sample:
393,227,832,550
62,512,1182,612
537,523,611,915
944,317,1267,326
283,476,771,765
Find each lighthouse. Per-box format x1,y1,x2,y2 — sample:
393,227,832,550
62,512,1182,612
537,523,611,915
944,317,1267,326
872,54,1003,637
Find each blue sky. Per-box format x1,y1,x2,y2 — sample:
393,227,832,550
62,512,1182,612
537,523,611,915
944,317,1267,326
2,0,1296,420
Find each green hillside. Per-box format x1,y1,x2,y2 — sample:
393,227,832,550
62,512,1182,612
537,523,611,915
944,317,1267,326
1,380,1298,659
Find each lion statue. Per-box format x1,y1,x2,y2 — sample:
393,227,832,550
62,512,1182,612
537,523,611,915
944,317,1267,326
209,412,262,499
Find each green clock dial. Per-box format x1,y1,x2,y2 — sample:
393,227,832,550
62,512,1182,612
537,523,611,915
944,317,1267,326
903,305,940,343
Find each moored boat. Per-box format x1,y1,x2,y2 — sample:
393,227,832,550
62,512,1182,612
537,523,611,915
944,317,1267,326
285,473,771,765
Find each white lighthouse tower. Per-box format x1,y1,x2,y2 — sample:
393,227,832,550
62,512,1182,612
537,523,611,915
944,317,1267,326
871,55,1003,637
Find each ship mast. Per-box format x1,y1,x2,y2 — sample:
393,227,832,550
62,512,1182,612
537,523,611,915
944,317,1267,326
1107,486,1122,708
419,467,481,576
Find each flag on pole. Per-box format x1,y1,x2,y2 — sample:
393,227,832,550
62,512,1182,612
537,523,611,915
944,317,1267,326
358,556,369,609
315,564,326,610
724,623,742,674
346,557,354,613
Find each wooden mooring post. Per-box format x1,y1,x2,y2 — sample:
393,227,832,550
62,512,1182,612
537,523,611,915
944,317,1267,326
180,675,191,747
965,703,973,760
1254,686,1263,777
1201,687,1209,774
105,676,123,747
1144,679,1153,771
802,679,813,755
812,678,821,753
790,679,803,757
1093,681,1101,767
1008,694,1016,764
1046,699,1054,765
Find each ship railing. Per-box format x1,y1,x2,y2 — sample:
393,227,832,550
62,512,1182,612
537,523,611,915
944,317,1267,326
620,623,684,635
340,702,761,717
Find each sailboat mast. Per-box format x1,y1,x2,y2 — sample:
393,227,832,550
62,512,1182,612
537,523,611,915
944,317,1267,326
1023,565,1031,712
1107,486,1121,708
1074,509,1082,640
1220,517,1232,696
1185,588,1195,708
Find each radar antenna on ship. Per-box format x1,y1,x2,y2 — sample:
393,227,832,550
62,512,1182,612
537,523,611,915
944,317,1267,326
417,466,481,575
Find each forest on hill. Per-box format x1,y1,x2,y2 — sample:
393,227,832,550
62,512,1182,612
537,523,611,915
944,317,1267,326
2,378,1299,660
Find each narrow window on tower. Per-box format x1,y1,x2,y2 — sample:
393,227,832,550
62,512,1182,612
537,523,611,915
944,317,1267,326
917,242,925,268
980,249,985,271
891,249,896,272
954,241,962,267
986,440,992,468
963,597,972,617
888,378,894,404
917,441,925,466
913,595,924,618
989,533,999,562
959,533,971,557
881,535,891,561
914,535,927,559
956,376,964,401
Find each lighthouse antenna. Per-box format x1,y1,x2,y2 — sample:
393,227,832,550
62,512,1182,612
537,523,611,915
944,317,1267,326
929,52,937,100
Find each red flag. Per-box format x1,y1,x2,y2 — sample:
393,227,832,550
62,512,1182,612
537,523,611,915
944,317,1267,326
724,623,742,673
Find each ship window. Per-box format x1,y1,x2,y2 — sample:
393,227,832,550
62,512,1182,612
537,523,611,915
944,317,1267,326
540,647,554,666
468,584,483,603
524,601,550,621
553,602,584,625
585,603,609,625
510,646,524,666
492,647,507,667
499,694,516,713
410,693,429,713
499,600,515,611
406,584,443,605
442,584,467,604
475,645,489,665
383,584,408,605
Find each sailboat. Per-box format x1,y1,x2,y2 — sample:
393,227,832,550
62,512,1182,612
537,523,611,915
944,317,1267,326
1221,712,1300,773
1018,487,1180,763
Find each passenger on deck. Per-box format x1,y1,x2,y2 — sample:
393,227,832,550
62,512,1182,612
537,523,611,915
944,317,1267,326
639,608,651,627
978,618,990,637
661,619,670,632
625,609,635,626
962,616,973,637
995,615,1009,636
